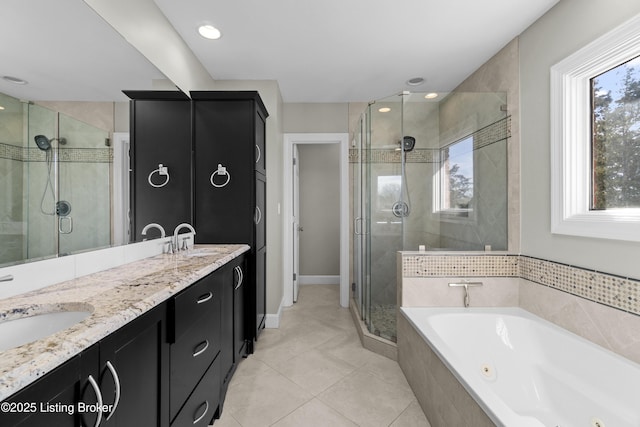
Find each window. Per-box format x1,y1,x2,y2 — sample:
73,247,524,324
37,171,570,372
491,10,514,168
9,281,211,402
435,136,474,220
550,14,640,241
591,57,640,210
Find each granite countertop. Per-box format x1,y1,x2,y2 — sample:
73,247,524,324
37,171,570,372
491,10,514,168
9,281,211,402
0,244,249,401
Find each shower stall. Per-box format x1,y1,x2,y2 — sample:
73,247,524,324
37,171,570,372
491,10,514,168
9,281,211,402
0,92,112,266
352,91,509,342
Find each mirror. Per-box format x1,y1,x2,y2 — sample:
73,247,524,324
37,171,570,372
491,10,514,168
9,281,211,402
0,1,167,268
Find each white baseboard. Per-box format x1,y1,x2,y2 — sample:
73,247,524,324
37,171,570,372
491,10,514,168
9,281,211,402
265,297,284,328
299,275,340,285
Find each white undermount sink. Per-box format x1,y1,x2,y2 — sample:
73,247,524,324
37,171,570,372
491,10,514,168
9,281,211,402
0,303,93,352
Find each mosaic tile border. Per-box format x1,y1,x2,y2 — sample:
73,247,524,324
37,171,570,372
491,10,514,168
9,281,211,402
402,254,519,278
402,253,640,316
0,143,113,163
349,116,510,164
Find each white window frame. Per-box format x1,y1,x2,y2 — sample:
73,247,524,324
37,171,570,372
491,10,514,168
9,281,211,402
550,14,640,242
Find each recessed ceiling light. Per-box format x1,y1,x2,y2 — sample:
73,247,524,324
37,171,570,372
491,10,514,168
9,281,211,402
198,24,222,40
378,107,391,113
0,106,5,110
406,77,425,86
425,93,439,99
2,76,28,85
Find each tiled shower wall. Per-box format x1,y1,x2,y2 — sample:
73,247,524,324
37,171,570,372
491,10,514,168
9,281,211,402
399,252,640,364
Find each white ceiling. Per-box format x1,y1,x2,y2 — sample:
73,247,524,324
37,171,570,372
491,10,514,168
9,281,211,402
0,0,559,103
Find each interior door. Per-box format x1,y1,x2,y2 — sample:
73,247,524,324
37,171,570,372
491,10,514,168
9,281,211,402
292,144,300,303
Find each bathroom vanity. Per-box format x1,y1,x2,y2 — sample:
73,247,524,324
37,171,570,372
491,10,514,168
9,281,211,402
0,244,248,427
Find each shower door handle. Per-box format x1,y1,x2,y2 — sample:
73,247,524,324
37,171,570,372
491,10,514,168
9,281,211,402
59,216,73,234
354,217,363,235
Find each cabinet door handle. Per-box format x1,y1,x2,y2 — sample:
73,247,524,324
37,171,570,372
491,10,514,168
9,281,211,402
234,266,244,290
254,206,262,225
192,340,209,357
255,144,261,164
86,375,103,427
196,292,213,304
193,400,209,425
104,361,121,422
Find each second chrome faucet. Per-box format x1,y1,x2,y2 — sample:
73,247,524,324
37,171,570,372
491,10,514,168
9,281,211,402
173,223,196,253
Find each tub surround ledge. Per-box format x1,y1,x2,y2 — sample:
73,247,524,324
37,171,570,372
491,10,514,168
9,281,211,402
0,244,250,401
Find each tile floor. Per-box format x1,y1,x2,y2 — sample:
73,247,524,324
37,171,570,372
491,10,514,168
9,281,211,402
211,284,430,427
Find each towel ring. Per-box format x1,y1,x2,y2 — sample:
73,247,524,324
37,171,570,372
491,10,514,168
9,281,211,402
148,164,170,188
210,164,231,188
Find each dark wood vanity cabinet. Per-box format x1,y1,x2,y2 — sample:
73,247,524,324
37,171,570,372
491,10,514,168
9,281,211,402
168,271,222,425
0,345,99,427
127,90,269,351
0,254,247,427
0,305,169,427
99,305,169,427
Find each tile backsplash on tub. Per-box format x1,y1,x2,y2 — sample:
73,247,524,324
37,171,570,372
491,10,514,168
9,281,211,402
401,252,640,316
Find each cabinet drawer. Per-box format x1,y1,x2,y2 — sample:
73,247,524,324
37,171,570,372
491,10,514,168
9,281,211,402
171,356,221,427
172,273,220,341
170,312,220,420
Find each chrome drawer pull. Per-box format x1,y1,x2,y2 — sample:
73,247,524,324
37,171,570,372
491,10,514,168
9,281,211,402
192,340,209,357
196,292,213,304
104,361,121,421
86,375,103,427
193,400,209,424
234,266,244,290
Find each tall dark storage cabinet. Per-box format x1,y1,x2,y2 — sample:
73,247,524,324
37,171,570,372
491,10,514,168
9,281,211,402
126,90,268,352
191,91,268,349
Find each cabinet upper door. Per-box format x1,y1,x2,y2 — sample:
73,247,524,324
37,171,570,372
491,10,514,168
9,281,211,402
130,99,192,241
193,100,256,244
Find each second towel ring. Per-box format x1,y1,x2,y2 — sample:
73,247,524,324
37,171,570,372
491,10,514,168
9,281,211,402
210,163,231,188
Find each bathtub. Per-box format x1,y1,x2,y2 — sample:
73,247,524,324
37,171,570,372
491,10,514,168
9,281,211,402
400,307,640,427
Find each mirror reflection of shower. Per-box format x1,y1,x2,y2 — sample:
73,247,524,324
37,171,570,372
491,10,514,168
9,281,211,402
33,135,69,216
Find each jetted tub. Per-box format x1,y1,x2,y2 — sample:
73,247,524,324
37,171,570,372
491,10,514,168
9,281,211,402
400,307,640,427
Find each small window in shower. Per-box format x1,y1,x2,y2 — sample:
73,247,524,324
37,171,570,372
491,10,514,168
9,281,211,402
435,136,474,219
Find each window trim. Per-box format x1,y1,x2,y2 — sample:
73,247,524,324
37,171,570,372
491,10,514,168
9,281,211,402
550,13,640,242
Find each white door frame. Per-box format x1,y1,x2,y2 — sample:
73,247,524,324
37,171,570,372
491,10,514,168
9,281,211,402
283,133,350,308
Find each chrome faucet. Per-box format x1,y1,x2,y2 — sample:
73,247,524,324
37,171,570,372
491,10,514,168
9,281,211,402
141,223,166,240
0,274,14,283
448,281,483,307
173,223,196,252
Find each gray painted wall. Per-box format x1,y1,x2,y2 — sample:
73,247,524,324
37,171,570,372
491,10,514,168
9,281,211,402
519,0,640,278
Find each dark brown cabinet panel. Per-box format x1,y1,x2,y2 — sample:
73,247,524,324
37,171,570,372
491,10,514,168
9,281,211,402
128,94,193,242
99,304,169,427
0,345,99,427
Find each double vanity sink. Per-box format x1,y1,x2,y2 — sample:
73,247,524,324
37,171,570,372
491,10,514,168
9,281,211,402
0,244,247,403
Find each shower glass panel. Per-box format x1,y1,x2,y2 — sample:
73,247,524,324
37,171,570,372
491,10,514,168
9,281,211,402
353,91,509,342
